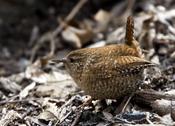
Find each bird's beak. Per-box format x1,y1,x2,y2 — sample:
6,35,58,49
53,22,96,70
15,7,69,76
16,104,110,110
49,57,67,64
57,58,67,63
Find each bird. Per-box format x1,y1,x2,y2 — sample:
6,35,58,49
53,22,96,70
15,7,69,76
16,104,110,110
52,16,156,100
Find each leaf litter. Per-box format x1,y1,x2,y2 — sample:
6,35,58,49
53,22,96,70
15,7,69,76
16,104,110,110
0,0,175,125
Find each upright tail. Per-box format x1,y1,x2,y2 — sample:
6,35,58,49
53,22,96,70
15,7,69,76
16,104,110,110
125,16,144,58
125,16,135,46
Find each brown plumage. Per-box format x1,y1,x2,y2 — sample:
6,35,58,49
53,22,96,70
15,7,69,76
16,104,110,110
125,16,144,58
53,16,156,99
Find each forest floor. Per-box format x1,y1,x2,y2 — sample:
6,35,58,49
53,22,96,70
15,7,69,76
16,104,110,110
0,0,175,125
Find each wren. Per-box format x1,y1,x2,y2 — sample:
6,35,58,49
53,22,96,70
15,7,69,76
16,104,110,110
53,16,156,99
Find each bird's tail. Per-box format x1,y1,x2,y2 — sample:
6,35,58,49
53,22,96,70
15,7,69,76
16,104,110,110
125,16,143,58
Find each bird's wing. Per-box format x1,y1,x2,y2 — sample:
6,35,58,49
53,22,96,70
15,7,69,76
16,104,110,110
82,56,156,79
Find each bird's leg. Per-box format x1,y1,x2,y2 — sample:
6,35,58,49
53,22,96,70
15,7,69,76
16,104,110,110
121,93,134,113
114,93,134,115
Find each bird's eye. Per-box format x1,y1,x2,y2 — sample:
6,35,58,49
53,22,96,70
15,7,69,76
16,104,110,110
69,57,75,63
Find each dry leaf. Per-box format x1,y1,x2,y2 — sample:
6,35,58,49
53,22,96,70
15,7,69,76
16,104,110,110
37,111,58,122
94,9,111,32
19,82,36,99
25,59,71,83
62,25,94,48
36,80,77,98
0,110,21,126
0,77,21,94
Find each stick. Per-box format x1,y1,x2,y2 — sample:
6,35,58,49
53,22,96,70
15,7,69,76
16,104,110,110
30,0,88,62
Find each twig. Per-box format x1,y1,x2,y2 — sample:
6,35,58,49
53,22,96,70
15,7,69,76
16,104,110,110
71,96,92,126
136,89,175,101
59,111,72,124
0,98,43,105
121,93,134,113
71,109,83,126
58,96,77,123
145,112,154,125
30,0,88,62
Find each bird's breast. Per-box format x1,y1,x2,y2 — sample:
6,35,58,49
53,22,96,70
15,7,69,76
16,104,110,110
74,71,144,99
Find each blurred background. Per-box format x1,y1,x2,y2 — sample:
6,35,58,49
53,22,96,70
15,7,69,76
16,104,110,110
0,0,175,76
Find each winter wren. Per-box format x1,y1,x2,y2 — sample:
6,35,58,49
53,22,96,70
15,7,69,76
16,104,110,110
54,16,156,99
